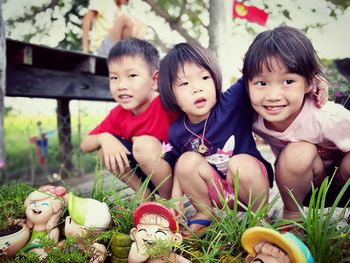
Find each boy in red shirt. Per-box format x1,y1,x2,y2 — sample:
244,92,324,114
80,38,178,199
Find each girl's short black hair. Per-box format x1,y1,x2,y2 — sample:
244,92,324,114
158,42,222,112
107,38,159,73
242,26,325,89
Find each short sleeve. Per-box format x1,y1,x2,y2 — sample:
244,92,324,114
323,104,350,152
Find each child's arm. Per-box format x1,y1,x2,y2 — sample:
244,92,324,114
80,133,130,173
82,9,97,53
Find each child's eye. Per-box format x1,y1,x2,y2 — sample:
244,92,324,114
284,79,294,85
255,81,267,86
178,81,189,87
109,76,118,80
202,75,211,80
129,74,137,78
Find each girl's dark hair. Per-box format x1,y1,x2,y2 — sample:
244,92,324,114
107,38,159,72
242,26,325,89
158,42,222,112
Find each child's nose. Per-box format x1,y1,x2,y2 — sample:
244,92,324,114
266,85,282,100
192,82,203,94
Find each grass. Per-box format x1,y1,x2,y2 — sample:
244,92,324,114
6,171,350,262
0,181,34,232
4,112,105,178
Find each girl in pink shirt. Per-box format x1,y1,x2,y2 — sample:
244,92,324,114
242,26,350,220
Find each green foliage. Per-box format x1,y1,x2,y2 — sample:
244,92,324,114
0,182,34,231
294,177,350,262
322,59,350,100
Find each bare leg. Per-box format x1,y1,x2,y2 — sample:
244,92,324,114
275,142,325,220
133,135,172,199
337,152,350,184
175,152,214,232
97,149,150,198
226,154,269,211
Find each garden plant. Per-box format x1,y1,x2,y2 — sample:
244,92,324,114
0,168,348,262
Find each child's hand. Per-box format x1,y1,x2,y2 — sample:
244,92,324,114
312,78,328,108
98,133,131,173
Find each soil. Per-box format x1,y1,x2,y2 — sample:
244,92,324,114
0,224,22,237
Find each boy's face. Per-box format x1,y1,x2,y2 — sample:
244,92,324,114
172,62,216,123
108,56,157,115
248,57,312,132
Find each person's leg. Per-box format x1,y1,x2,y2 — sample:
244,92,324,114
97,136,151,198
275,142,326,220
175,151,214,232
97,147,150,196
226,154,269,211
132,135,172,199
336,152,350,185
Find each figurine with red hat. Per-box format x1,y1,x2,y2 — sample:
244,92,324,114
128,202,190,263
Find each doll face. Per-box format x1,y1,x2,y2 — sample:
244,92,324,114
64,216,85,237
26,199,54,224
132,223,174,247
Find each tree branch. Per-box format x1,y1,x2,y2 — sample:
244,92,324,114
142,0,197,42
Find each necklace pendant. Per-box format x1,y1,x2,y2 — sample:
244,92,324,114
198,144,208,154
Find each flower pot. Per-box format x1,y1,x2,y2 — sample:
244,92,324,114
0,222,30,258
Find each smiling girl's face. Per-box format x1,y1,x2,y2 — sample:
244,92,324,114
248,57,312,132
26,199,54,224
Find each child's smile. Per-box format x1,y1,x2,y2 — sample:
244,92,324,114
248,57,312,132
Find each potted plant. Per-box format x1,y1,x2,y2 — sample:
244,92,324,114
0,182,33,258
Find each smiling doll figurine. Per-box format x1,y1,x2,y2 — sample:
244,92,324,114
128,202,190,263
23,185,67,258
241,227,314,263
58,192,112,263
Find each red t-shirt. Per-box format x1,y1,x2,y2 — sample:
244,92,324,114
89,96,178,142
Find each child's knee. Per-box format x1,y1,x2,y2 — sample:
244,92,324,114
227,154,267,186
132,135,161,162
175,152,204,176
277,142,318,173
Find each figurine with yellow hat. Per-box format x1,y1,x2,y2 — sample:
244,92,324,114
59,192,112,263
241,227,314,263
128,202,190,263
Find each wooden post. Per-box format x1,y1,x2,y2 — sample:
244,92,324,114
0,0,6,183
57,99,74,178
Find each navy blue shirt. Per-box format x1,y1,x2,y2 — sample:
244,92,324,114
164,78,274,187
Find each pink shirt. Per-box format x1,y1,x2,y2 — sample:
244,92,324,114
253,98,350,167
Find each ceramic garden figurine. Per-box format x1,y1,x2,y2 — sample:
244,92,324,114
128,202,190,263
23,185,68,258
241,227,314,263
58,192,112,263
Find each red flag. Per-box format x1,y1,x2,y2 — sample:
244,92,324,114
233,1,268,26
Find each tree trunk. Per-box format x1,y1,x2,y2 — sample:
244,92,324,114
0,0,6,183
208,0,230,88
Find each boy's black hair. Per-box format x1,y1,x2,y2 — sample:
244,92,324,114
107,38,159,72
242,26,325,89
158,42,222,112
